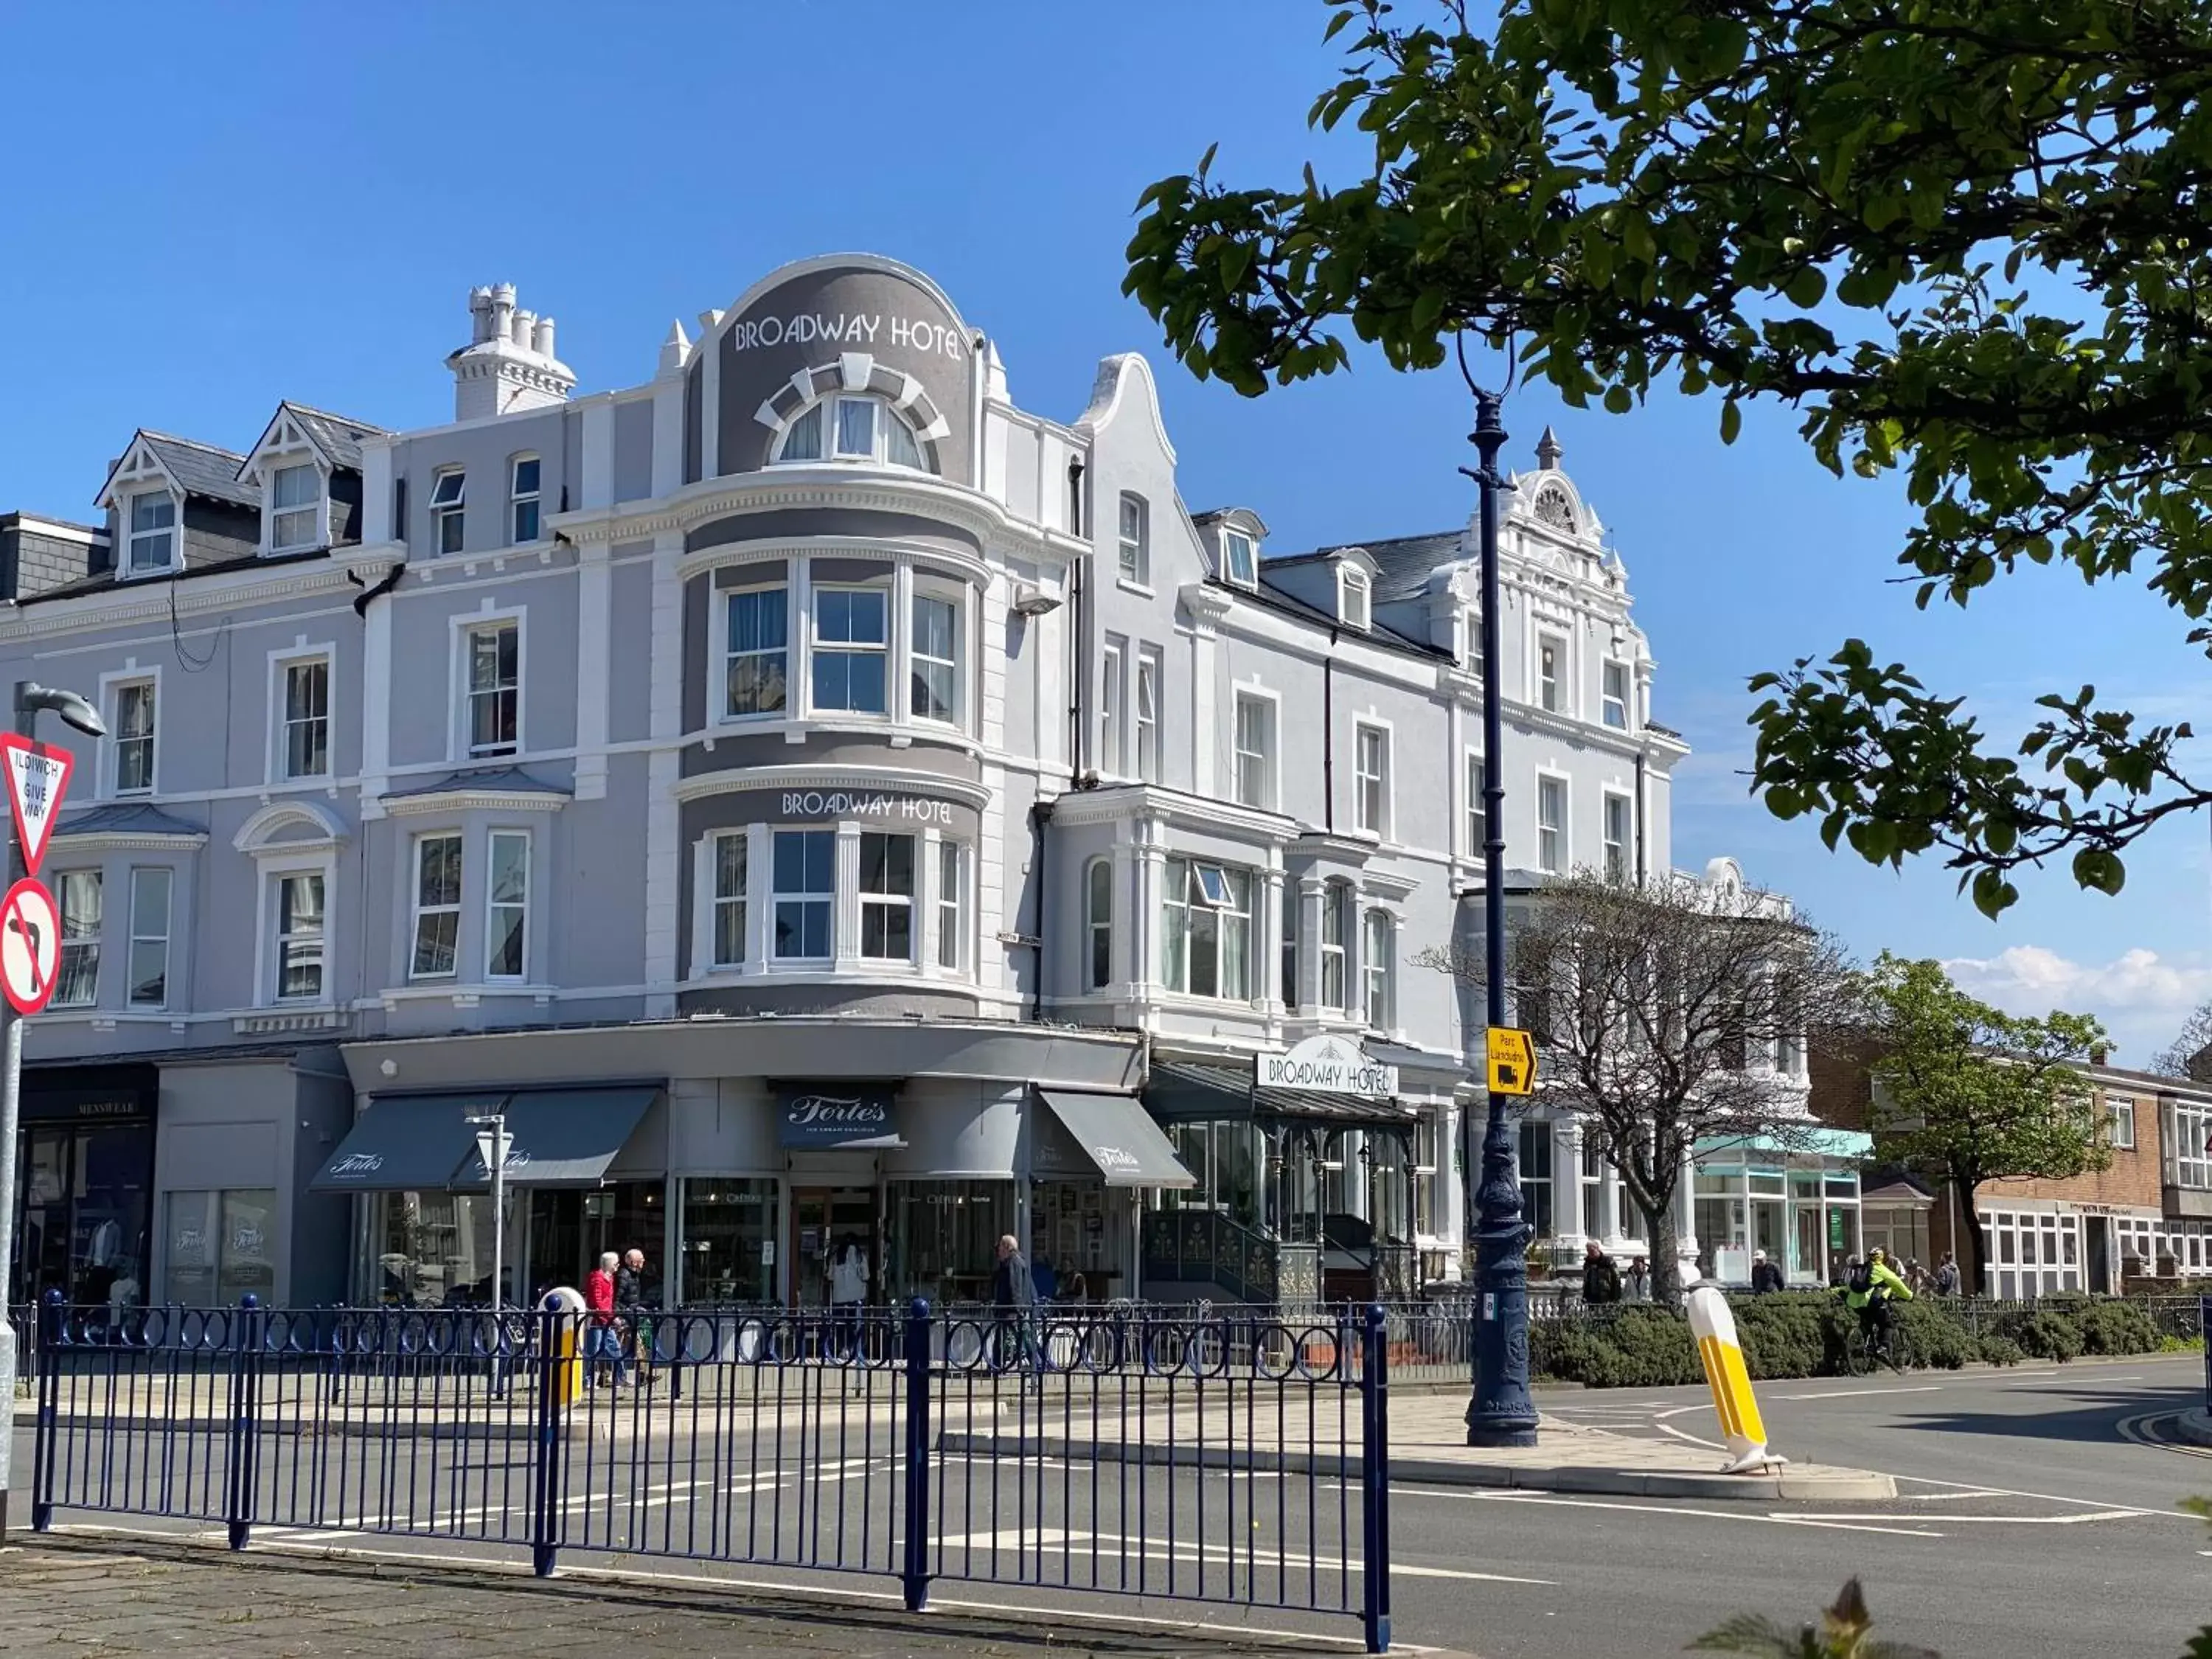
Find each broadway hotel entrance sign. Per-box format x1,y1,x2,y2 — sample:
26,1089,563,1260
1255,1034,1397,1099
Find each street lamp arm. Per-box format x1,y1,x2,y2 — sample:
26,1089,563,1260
17,683,105,739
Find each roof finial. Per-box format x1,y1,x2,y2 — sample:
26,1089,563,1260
1536,425,1562,470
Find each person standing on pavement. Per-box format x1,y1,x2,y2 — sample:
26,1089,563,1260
829,1236,869,1359
584,1252,627,1388
991,1234,1042,1375
1581,1239,1622,1305
1624,1256,1652,1302
1750,1249,1786,1294
616,1248,655,1388
1933,1252,1961,1297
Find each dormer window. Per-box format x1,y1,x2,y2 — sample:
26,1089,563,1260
1224,529,1258,588
1338,566,1371,631
268,463,321,552
774,396,930,470
127,491,176,574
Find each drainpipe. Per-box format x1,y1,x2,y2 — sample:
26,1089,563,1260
1323,636,1338,831
1634,751,1647,883
1029,800,1054,1021
1068,552,1087,784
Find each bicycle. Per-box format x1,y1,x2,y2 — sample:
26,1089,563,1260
1841,1307,1915,1376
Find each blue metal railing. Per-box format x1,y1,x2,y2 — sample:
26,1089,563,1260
27,1293,1394,1653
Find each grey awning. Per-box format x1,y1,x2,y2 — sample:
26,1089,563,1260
1037,1090,1195,1189
448,1087,659,1189
310,1091,506,1192
311,1086,658,1193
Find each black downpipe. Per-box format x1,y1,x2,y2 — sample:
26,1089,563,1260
1029,800,1054,1021
1634,751,1648,883
1322,639,1337,831
1068,457,1088,784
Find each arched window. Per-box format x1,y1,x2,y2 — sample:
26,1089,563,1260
774,394,932,471
1086,858,1113,990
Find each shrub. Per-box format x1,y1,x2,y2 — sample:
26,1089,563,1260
2014,1310,2085,1361
1730,1293,1831,1379
1531,1307,1700,1388
2076,1297,2162,1356
1893,1299,1975,1369
1979,1335,2025,1366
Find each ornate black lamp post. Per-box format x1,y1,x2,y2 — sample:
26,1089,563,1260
1462,391,1540,1448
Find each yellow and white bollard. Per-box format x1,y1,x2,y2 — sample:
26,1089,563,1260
1686,1285,1783,1474
543,1285,587,1405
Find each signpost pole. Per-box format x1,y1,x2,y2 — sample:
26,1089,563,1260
1463,394,1540,1449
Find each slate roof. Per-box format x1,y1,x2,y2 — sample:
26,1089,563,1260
383,766,571,800
53,803,207,839
273,403,388,472
20,546,324,605
1265,529,1469,605
1239,571,1444,659
137,433,259,508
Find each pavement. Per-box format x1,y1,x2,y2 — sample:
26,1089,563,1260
945,1394,1896,1501
0,1533,1426,1657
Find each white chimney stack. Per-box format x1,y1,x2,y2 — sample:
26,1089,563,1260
447,283,576,422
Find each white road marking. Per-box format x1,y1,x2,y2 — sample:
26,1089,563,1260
936,1527,1554,1587
1395,1486,1938,1534
1775,1385,1944,1401
1778,1509,2138,1526
1761,1517,1944,1537
1894,1475,2192,1520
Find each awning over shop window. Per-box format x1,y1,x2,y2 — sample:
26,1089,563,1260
1037,1090,1196,1189
310,1087,659,1192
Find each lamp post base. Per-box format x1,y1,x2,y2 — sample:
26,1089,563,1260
1466,1093,1540,1449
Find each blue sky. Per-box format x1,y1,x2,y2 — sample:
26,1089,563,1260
2,3,2203,1059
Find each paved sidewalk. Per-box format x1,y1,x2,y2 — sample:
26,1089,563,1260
0,1536,1418,1657
946,1395,1895,1501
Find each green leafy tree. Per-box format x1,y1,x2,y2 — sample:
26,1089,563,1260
1691,1577,1938,1659
1121,0,2212,917
1859,955,2107,1291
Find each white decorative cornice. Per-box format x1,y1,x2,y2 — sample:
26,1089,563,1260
55,830,209,852
3,551,400,641
679,535,991,591
234,799,348,854
1047,782,1295,844
673,762,992,810
382,787,568,817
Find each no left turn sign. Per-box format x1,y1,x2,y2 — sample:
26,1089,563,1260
0,877,60,1016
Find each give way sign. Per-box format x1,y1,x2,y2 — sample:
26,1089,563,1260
0,877,60,1016
0,733,72,875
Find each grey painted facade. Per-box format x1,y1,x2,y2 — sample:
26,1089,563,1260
0,252,1801,1309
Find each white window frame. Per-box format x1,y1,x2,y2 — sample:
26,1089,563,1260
1363,908,1395,1032
1223,529,1257,588
1338,566,1371,631
126,866,172,1010
509,454,542,546
1602,660,1631,730
1537,633,1567,714
454,613,523,761
126,488,178,575
771,395,931,470
108,673,159,797
430,467,466,556
1085,857,1113,991
934,839,964,972
1601,790,1633,883
1466,750,1489,860
910,584,963,727
722,584,790,721
271,866,329,1004
1354,722,1391,838
2107,1096,2137,1150
1232,687,1278,811
858,830,917,964
265,461,324,554
709,831,748,970
53,868,101,1009
2174,1100,2212,1190
809,585,891,717
1135,647,1162,783
1117,493,1150,587
1161,857,1253,1002
1537,771,1570,874
408,832,464,981
484,829,531,981
1321,881,1350,1010
269,647,333,784
772,829,835,961
1098,639,1126,776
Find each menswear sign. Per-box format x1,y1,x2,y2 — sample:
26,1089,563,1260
1255,1034,1398,1099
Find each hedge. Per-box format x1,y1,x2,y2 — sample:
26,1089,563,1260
1531,1291,2168,1388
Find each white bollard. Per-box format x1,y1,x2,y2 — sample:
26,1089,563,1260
1685,1285,1784,1474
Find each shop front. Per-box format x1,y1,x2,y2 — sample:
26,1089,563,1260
1691,1129,1871,1286
9,1064,158,1309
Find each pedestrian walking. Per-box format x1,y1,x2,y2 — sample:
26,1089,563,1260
1581,1239,1622,1305
584,1252,627,1388
1750,1248,1785,1295
1624,1256,1652,1302
616,1248,655,1387
991,1234,1043,1377
829,1236,869,1359
1933,1252,1961,1298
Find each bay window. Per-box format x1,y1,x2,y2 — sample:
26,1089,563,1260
724,587,788,717
1086,858,1113,990
128,867,170,1009
911,592,959,723
1321,880,1350,1009
712,833,748,967
1161,857,1251,1001
858,832,916,961
54,870,100,1008
773,830,834,960
485,831,529,979
409,834,462,978
1363,909,1394,1031
934,841,964,970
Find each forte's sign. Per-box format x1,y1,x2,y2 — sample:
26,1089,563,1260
729,311,966,361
